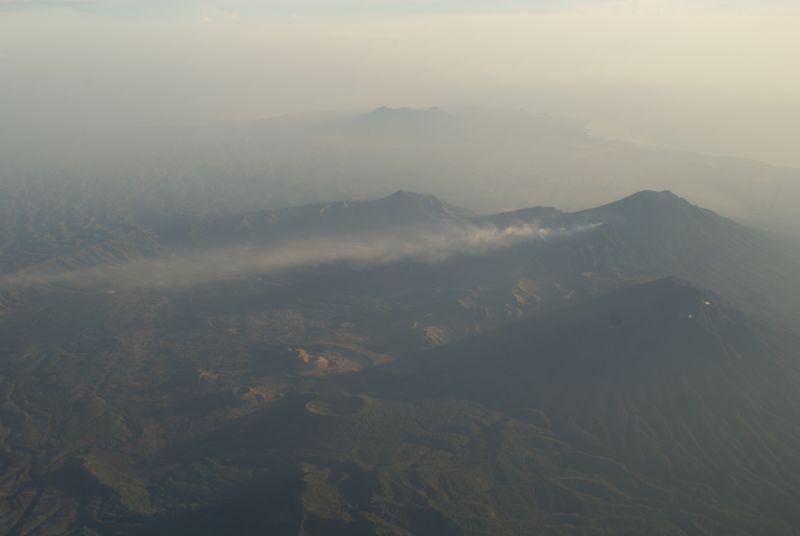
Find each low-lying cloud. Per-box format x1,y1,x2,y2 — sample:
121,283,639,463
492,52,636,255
0,222,601,290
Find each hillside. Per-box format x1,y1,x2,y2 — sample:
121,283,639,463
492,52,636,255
140,279,800,534
2,191,800,533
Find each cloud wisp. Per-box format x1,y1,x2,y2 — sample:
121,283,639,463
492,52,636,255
0,222,601,290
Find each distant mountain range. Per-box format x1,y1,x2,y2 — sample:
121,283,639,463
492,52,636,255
4,106,800,233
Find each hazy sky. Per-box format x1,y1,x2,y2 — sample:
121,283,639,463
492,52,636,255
2,0,800,166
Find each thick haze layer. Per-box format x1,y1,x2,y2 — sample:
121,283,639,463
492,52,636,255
0,221,600,289
2,1,800,166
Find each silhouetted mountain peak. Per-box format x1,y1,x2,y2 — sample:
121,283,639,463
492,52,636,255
566,189,719,229
381,189,446,209
353,107,455,132
627,189,681,201
384,189,439,203
490,277,731,341
591,277,722,319
362,106,451,121
416,278,745,396
477,206,563,227
605,190,693,213
375,190,471,220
